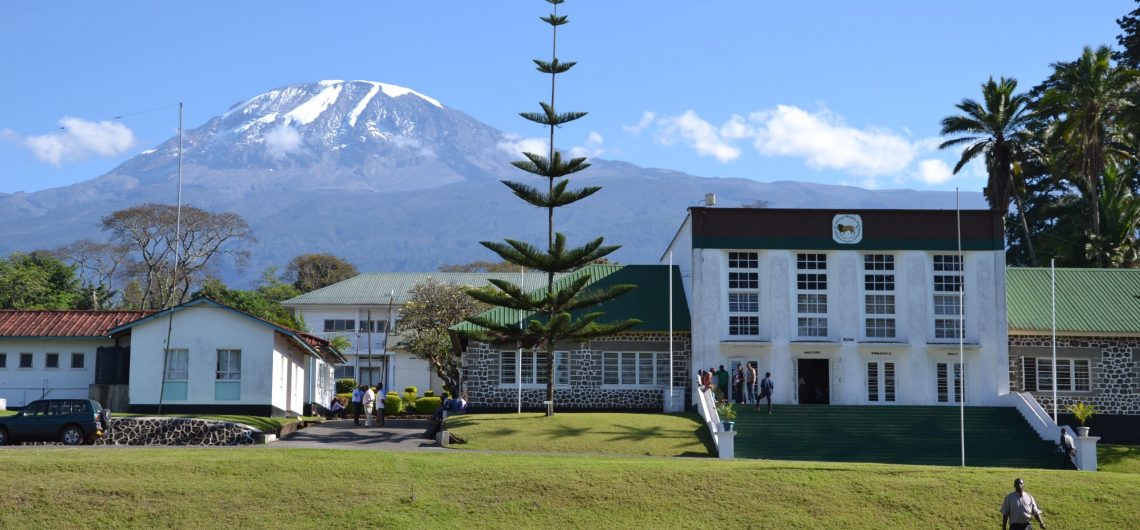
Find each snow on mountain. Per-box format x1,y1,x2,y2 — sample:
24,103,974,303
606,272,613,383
0,80,987,284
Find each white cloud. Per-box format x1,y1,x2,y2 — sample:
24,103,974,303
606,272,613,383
917,159,954,184
497,134,549,158
263,123,303,158
18,117,135,165
622,112,657,134
749,105,916,176
655,110,741,162
391,135,436,157
569,131,605,158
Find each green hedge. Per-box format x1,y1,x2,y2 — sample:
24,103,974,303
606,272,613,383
415,397,442,415
383,392,404,415
335,378,357,394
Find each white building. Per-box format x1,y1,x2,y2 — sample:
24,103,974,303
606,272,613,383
0,310,149,408
665,207,1008,407
283,272,555,395
108,298,342,416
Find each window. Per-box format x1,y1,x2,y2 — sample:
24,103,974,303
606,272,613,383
71,353,85,369
867,361,896,403
323,319,356,332
863,255,896,339
0,353,6,368
164,349,189,381
500,351,568,386
19,353,32,368
937,362,963,403
1021,358,1091,392
45,353,59,369
333,365,355,379
216,349,242,380
932,255,964,339
727,251,760,337
797,253,828,338
602,352,672,386
357,320,388,333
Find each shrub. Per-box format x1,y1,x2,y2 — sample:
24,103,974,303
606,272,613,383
402,387,418,409
423,390,435,398
384,392,404,415
415,397,442,415
1067,402,1097,426
335,378,357,394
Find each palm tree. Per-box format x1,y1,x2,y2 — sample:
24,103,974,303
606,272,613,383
1038,46,1139,266
1092,161,1140,267
940,77,1037,264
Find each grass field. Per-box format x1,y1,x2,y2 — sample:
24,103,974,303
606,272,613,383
0,448,1135,528
445,412,712,456
0,410,14,417
1099,445,1140,474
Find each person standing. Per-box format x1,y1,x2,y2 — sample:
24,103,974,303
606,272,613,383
758,372,774,414
351,384,365,426
1059,428,1076,470
746,363,758,404
373,386,385,427
732,366,745,404
715,365,729,403
1001,478,1046,530
362,385,376,427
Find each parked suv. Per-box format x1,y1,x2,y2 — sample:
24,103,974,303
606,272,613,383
0,399,109,445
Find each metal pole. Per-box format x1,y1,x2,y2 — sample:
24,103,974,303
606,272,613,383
668,251,674,413
1051,259,1057,422
385,290,395,394
518,266,524,414
367,309,373,388
956,188,965,467
157,102,183,416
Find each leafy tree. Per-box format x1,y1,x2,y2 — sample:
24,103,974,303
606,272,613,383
101,203,254,309
193,268,302,329
397,280,488,397
49,239,130,309
284,253,358,293
1037,46,1138,266
463,0,639,415
1116,0,1140,69
940,77,1038,264
0,251,81,309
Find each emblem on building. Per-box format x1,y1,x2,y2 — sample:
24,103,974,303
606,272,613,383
832,214,863,244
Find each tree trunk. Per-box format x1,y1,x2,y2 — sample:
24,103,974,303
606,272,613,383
1011,189,1037,266
545,342,555,417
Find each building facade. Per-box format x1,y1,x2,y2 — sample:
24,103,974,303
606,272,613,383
666,207,1008,407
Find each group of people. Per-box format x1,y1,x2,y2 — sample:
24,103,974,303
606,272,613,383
344,384,384,427
697,365,774,414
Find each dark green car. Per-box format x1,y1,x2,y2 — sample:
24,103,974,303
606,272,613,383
0,399,109,445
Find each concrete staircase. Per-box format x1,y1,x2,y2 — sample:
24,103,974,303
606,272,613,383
733,405,1060,468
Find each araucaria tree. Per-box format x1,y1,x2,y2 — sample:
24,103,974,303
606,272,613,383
464,0,639,415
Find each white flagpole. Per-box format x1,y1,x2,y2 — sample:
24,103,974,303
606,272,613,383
518,266,524,414
956,188,965,467
1051,259,1057,422
668,251,674,413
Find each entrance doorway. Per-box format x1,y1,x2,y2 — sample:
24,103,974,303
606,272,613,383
797,359,830,404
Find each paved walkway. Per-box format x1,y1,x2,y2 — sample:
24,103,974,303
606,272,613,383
271,418,445,451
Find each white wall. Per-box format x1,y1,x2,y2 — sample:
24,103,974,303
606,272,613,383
0,338,108,407
690,247,1007,406
272,333,307,414
129,305,308,414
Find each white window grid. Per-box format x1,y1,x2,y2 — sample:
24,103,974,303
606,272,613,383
500,351,569,386
216,349,242,380
936,362,963,403
727,251,760,337
867,361,897,403
1021,358,1091,392
863,254,897,339
932,254,964,340
603,352,671,386
164,349,189,381
796,253,828,338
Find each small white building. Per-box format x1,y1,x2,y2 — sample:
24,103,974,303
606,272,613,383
108,298,343,417
283,272,554,395
665,207,1009,407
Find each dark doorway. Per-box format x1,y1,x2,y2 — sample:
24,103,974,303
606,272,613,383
797,359,829,404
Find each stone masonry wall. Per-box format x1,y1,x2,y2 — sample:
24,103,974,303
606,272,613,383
464,332,691,410
1009,334,1138,415
95,418,258,445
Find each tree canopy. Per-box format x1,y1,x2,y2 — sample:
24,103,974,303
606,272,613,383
285,253,358,293
397,280,488,397
0,252,81,310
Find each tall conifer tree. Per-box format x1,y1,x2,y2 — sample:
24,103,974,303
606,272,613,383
465,0,639,415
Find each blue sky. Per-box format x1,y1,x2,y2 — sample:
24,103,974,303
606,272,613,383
0,1,1132,194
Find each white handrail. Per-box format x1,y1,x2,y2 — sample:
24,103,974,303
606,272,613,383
695,377,722,450
1004,391,1084,470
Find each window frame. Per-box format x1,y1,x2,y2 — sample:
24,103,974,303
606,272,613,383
70,353,85,370
216,349,242,381
931,254,965,341
19,352,33,369
866,361,896,403
0,352,6,369
323,319,356,332
796,252,829,339
499,350,569,388
1021,357,1092,393
862,254,897,340
602,351,672,388
726,251,761,338
164,348,189,381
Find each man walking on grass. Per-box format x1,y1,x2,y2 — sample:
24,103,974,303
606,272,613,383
1001,478,1046,530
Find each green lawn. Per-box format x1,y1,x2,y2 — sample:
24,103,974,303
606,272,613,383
0,410,15,417
1099,445,1140,474
0,448,1135,528
445,412,713,456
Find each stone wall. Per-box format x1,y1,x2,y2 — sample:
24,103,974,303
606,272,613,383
463,332,691,411
95,418,258,445
1009,334,1139,415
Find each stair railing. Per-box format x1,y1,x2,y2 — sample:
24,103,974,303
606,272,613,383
695,376,723,451
1005,391,1086,471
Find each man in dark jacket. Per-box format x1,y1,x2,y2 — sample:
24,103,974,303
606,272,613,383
715,365,729,402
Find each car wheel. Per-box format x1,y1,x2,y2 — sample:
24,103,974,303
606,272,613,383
60,425,84,446
0,427,9,446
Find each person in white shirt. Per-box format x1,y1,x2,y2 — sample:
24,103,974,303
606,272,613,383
362,386,376,427
1001,478,1046,530
1059,428,1077,470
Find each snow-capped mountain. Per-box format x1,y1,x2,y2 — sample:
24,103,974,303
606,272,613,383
0,80,986,283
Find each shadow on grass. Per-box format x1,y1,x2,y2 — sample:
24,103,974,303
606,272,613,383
1099,444,1140,471
544,424,591,439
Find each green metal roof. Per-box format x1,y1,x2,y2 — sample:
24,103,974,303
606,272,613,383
282,272,559,306
1007,267,1140,333
452,264,691,333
